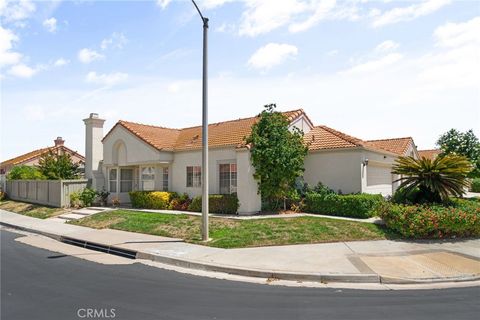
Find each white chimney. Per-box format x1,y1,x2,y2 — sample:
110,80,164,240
83,113,105,186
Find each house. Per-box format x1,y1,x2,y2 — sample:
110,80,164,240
0,137,85,189
418,149,441,160
83,110,418,213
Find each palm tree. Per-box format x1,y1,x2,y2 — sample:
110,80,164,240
392,155,472,203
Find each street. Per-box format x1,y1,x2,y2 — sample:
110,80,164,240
1,229,479,320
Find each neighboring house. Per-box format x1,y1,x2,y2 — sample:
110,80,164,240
83,110,418,213
418,149,442,160
0,137,85,188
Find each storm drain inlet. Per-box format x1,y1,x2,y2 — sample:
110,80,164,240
60,237,137,259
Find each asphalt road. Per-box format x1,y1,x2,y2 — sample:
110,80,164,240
1,230,479,320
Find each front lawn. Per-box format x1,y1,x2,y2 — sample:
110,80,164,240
69,210,395,248
0,200,66,219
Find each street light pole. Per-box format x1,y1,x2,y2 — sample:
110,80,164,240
191,0,209,241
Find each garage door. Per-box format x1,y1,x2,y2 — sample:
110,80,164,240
367,165,392,186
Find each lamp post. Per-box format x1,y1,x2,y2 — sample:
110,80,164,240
191,0,209,241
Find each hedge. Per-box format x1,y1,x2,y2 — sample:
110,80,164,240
188,194,239,214
377,199,480,239
304,193,384,218
129,191,176,209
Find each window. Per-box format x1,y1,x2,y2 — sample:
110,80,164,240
109,168,117,192
120,168,133,192
219,163,237,194
162,167,169,191
141,167,155,191
186,166,201,187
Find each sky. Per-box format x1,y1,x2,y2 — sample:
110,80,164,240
1,0,479,161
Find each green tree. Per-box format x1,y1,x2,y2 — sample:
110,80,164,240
37,150,80,180
246,104,308,210
392,155,472,203
7,165,46,180
437,129,480,177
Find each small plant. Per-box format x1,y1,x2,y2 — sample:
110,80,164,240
79,188,97,207
97,188,110,207
70,191,82,208
111,197,120,207
0,191,6,201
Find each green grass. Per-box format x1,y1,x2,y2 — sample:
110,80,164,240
70,210,396,248
0,200,66,219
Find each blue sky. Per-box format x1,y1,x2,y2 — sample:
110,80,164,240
1,0,479,161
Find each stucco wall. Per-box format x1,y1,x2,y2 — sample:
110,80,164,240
236,149,261,213
171,147,237,197
102,126,173,165
303,149,363,194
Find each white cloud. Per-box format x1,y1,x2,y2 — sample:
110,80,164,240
0,0,36,23
101,32,128,50
372,0,451,28
0,25,21,67
78,48,104,64
8,63,36,78
86,71,128,86
248,43,298,70
215,22,235,33
288,0,336,33
434,16,480,48
42,17,57,33
375,40,399,53
239,0,307,36
343,53,403,75
156,0,171,9
54,58,69,67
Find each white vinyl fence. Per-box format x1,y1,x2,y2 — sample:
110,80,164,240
6,180,88,207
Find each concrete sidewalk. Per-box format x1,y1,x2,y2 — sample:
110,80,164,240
1,209,479,285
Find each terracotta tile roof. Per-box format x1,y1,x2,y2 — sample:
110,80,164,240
418,149,441,160
115,121,181,151
304,126,365,150
0,146,85,168
105,109,308,151
366,137,414,155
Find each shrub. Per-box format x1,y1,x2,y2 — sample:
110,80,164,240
70,188,98,208
0,191,6,201
168,193,191,211
80,188,97,207
391,187,422,204
7,165,46,180
70,191,82,208
304,193,384,218
129,191,176,209
377,200,480,239
392,155,472,203
471,178,480,193
188,194,240,214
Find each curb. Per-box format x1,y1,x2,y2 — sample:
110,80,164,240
136,251,380,283
2,221,479,285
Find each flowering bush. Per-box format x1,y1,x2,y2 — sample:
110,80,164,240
129,191,176,209
377,199,480,238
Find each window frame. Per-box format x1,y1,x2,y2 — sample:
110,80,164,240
120,168,134,193
109,168,117,193
186,166,201,188
140,166,155,191
219,163,237,194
